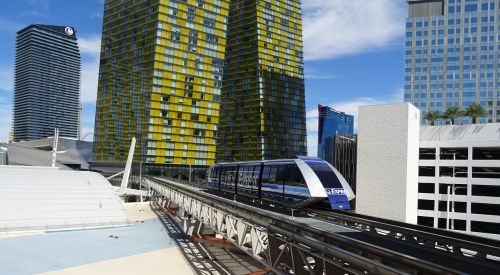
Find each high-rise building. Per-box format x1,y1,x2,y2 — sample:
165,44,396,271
405,0,500,124
317,105,354,165
12,24,81,141
93,0,229,165
216,0,307,161
334,134,357,199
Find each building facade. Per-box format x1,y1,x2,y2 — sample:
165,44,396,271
405,0,500,124
317,105,354,165
356,103,420,224
12,25,81,141
93,0,229,165
418,123,500,239
334,134,357,199
216,0,307,161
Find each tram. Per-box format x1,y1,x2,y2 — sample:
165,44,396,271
206,156,355,210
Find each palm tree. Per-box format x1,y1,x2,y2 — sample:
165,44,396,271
441,106,464,125
465,103,487,124
423,110,440,126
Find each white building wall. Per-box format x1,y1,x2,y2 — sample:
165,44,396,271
356,103,420,223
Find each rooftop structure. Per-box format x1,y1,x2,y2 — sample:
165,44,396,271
12,24,81,141
1,137,92,170
0,166,128,232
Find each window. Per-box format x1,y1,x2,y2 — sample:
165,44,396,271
439,218,466,230
419,148,436,160
440,148,468,160
471,221,500,234
418,199,434,210
417,216,434,227
472,167,500,178
472,185,500,197
439,166,468,177
473,147,500,160
472,203,500,215
438,201,466,213
419,166,435,177
418,183,434,193
438,184,467,195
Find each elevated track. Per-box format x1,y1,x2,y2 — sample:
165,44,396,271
146,176,500,275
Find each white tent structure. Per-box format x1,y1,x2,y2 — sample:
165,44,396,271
0,166,130,232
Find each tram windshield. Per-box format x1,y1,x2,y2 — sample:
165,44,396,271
305,161,343,189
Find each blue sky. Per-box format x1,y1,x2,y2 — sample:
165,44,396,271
0,0,407,156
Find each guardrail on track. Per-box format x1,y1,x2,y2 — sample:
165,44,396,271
308,209,500,265
145,176,475,275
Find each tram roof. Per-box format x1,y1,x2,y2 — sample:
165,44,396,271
213,156,323,166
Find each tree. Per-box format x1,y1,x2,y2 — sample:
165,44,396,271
441,106,464,125
465,103,487,124
423,110,440,126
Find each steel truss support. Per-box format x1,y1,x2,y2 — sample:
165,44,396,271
145,178,424,275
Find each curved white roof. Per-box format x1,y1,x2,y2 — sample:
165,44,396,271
0,166,129,232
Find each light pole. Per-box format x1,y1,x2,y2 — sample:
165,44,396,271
188,164,192,182
139,161,143,202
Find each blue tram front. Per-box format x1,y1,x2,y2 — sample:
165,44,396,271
206,156,355,210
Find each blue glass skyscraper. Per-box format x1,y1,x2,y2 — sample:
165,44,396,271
405,0,499,124
317,105,354,164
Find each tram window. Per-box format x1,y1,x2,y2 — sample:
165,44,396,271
286,164,306,188
276,165,287,184
261,165,271,184
307,162,343,189
269,166,278,184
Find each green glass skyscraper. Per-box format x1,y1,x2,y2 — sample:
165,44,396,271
217,0,307,161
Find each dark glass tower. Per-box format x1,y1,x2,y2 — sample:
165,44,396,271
317,105,354,165
12,24,81,141
217,0,307,161
405,0,499,124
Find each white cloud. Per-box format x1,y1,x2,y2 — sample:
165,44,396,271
306,91,403,156
78,36,101,55
302,0,406,60
78,35,101,103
